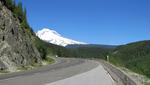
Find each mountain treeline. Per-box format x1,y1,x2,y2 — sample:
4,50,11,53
65,46,113,59
110,40,150,78
34,41,114,60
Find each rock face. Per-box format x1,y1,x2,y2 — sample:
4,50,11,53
0,1,41,72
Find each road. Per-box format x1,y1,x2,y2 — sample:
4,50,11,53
0,58,115,85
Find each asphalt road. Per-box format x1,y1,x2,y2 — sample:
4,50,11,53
0,58,115,85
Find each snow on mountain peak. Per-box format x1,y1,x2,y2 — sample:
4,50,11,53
37,28,61,36
36,28,86,46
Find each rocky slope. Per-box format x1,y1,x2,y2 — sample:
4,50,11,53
0,1,41,72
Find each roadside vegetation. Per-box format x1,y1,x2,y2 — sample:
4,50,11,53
65,46,113,59
109,40,150,78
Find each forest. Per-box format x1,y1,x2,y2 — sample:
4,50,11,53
110,40,150,78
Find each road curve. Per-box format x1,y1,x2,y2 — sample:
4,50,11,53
0,58,115,85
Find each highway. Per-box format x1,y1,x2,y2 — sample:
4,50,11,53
0,58,115,85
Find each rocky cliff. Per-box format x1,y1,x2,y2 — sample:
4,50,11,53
0,1,42,72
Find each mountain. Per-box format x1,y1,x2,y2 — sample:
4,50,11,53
36,28,86,46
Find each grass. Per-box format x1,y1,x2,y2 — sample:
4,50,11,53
145,82,150,85
17,56,55,71
0,70,9,73
42,57,55,65
112,63,150,85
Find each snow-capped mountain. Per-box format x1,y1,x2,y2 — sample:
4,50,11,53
36,28,86,46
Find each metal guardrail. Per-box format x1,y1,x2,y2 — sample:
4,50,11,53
99,60,143,85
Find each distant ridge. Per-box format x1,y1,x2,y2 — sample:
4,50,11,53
66,44,117,49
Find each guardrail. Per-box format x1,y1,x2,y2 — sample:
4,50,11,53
99,60,143,85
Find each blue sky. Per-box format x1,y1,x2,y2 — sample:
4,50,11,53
15,0,150,45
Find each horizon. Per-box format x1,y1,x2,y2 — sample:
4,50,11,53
37,28,149,45
15,0,150,45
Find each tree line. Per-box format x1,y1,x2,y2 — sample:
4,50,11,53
110,40,150,78
0,0,30,30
